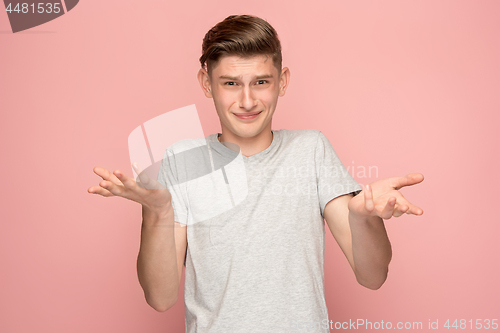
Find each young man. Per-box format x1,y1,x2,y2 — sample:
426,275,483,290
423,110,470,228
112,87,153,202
89,14,424,333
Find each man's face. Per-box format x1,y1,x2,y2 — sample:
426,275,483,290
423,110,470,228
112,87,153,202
198,55,289,140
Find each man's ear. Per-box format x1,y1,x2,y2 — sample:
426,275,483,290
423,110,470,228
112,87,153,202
278,67,290,97
197,68,212,98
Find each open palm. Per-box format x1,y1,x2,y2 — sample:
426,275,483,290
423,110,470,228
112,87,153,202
348,173,424,220
88,163,172,212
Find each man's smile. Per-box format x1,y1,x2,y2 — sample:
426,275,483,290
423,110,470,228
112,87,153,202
233,111,263,120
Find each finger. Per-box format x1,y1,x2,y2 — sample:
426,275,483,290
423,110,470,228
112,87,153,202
393,173,424,191
380,197,397,219
407,205,424,215
364,184,375,213
113,170,138,189
393,204,409,217
93,166,123,185
132,162,151,186
132,162,162,190
98,179,124,196
88,184,114,197
395,197,424,215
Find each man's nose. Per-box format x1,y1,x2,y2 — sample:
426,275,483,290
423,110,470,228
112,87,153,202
239,87,258,110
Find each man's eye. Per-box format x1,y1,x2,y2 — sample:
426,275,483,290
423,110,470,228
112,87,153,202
225,82,236,86
257,80,267,85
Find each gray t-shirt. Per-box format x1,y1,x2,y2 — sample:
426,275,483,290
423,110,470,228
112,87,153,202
157,128,362,333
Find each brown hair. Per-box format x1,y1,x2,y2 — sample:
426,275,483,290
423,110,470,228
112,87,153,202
199,15,282,78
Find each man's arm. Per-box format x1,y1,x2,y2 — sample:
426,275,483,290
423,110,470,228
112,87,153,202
89,165,187,311
324,193,391,290
323,173,424,290
137,204,187,312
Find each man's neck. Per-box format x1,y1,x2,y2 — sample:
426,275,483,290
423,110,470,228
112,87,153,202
218,130,273,157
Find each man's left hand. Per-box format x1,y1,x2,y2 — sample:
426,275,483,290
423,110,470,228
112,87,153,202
347,173,424,220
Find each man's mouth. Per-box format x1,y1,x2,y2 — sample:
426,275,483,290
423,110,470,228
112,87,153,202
233,111,262,120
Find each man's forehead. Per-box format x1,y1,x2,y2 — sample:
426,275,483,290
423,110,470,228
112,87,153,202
218,74,273,80
214,55,276,79
220,54,270,64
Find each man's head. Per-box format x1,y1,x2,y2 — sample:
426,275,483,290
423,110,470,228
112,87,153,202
197,15,290,141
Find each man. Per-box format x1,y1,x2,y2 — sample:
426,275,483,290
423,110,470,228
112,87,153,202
89,14,424,333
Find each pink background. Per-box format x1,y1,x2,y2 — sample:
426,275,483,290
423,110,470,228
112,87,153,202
1,0,499,332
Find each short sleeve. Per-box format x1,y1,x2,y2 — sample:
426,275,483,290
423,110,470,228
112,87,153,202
157,148,189,225
315,131,363,218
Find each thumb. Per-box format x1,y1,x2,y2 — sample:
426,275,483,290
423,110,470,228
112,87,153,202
132,162,152,185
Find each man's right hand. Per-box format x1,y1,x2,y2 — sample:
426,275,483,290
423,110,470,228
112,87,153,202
88,163,172,213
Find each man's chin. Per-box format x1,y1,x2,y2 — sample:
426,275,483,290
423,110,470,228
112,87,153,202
232,127,265,139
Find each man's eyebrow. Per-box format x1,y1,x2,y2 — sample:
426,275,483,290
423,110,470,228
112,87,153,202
219,74,273,80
